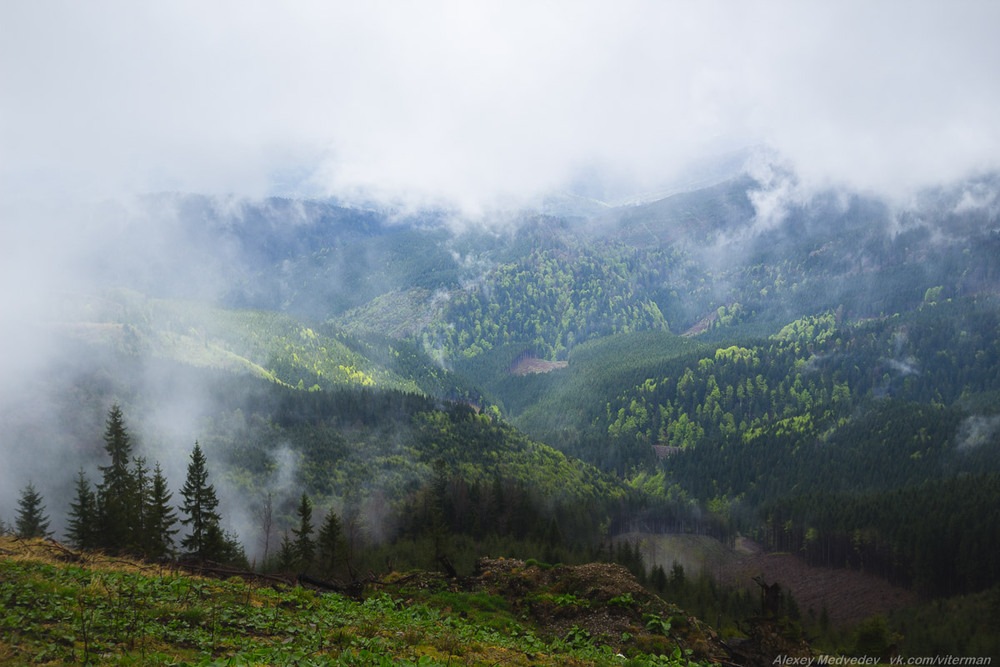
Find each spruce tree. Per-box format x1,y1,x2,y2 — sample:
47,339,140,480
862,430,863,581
180,442,221,560
15,481,51,538
276,531,296,572
317,509,343,576
144,463,178,559
96,404,138,551
65,469,97,549
292,492,315,569
131,456,150,553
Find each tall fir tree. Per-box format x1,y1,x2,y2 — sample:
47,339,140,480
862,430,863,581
276,531,296,572
143,463,178,559
65,469,97,550
317,509,344,577
131,456,150,553
15,481,51,538
292,492,315,570
180,441,221,560
429,458,451,564
96,404,139,551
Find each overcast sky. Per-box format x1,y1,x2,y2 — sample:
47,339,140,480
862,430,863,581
2,0,1000,212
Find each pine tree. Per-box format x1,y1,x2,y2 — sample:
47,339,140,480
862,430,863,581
276,531,296,572
316,509,343,576
292,493,315,570
15,481,51,538
429,458,451,563
131,456,150,553
65,469,97,549
144,463,178,559
96,404,138,551
205,525,248,569
180,442,221,560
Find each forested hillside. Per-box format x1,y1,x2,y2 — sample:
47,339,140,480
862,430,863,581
501,298,1000,599
5,173,1000,659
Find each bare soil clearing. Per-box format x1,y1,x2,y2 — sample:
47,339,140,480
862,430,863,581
510,356,568,375
627,532,916,628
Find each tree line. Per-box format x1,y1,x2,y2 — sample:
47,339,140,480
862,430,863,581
759,472,1000,597
9,405,246,566
6,398,629,580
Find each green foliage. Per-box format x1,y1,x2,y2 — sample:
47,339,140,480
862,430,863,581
292,492,316,569
316,509,345,577
72,407,185,559
142,463,179,560
96,404,139,551
65,469,97,550
886,585,1000,657
64,289,477,398
643,613,672,636
420,242,671,362
32,184,1000,639
528,300,1000,545
762,473,1000,597
202,379,627,566
14,482,51,539
0,554,713,666
180,442,222,561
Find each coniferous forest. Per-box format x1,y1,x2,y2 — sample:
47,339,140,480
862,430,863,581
4,174,1000,661
11,3,1000,663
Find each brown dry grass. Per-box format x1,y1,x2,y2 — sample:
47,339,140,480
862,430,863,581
0,535,195,580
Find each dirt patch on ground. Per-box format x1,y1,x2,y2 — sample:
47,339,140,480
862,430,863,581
681,311,718,337
621,532,735,579
629,532,917,628
718,540,916,628
510,357,569,375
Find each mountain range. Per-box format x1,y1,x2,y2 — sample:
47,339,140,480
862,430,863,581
4,168,1000,654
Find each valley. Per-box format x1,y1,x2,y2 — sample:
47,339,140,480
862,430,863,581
6,4,1000,662
4,173,1000,661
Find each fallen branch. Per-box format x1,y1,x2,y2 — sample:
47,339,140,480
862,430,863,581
175,558,296,587
44,538,83,562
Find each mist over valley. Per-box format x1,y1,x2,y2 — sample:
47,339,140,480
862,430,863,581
4,2,1000,662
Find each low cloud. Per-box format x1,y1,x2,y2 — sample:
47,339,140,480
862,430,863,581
3,1,999,215
4,0,1000,535
956,415,1000,452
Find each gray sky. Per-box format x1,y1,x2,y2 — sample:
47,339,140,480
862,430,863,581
2,0,999,212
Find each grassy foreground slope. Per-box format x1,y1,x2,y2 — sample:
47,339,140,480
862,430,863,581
0,537,749,666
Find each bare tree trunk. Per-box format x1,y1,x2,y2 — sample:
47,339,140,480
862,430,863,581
255,492,273,565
